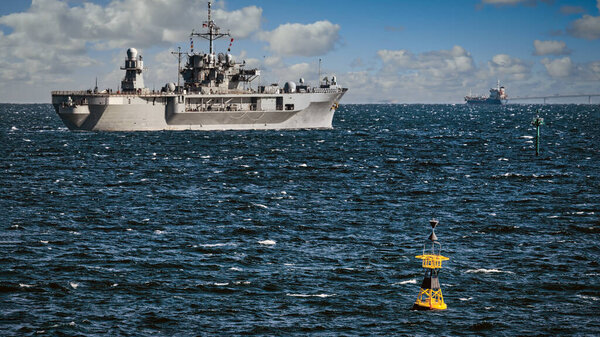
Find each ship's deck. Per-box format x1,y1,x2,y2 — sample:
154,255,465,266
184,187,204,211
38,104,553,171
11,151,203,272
51,87,346,97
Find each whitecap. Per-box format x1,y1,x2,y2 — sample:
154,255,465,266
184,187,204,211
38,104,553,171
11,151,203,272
576,294,599,301
395,279,417,285
298,163,307,167
520,135,534,139
214,282,229,286
234,281,250,285
40,240,49,244
11,126,18,131
154,230,165,234
465,268,514,274
69,282,79,289
253,203,268,209
229,267,242,271
126,228,133,231
498,158,509,161
286,293,335,298
200,243,234,247
459,297,473,301
547,215,559,218
19,283,34,288
258,239,276,246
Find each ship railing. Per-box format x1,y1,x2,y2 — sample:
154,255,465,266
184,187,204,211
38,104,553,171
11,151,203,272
310,88,346,94
52,87,348,96
51,90,178,97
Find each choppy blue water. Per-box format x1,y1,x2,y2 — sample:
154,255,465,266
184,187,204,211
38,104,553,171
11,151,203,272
1,103,599,336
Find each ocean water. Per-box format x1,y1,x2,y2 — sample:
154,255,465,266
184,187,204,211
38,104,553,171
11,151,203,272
1,103,599,336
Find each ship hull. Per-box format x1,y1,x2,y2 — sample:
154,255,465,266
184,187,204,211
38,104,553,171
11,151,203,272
465,98,506,105
52,91,346,131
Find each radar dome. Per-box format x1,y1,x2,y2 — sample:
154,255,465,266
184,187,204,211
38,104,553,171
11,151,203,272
166,82,176,92
284,81,296,93
127,48,138,60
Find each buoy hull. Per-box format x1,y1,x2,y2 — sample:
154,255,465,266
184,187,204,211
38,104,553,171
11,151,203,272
412,299,447,311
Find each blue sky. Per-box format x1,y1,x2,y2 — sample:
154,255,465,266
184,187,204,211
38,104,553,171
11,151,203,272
0,0,599,103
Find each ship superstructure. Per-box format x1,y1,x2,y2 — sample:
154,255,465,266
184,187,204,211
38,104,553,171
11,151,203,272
51,2,346,131
465,80,507,105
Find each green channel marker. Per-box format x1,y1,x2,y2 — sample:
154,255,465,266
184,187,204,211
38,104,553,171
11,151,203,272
532,112,544,156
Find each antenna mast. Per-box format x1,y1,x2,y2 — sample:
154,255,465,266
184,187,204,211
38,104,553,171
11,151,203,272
191,1,230,54
318,58,322,86
171,46,183,92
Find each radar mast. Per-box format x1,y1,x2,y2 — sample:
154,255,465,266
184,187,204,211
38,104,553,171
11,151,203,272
191,1,230,54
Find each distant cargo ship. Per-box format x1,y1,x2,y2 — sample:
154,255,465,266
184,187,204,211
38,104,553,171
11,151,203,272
465,81,507,105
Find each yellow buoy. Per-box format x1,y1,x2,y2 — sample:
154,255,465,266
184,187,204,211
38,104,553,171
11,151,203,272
412,219,449,311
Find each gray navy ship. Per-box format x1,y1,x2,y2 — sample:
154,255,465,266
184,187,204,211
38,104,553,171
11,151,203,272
51,2,347,131
464,81,507,105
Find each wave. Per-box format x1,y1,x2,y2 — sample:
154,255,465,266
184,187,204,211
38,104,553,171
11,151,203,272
199,243,236,247
576,294,599,301
465,269,514,274
258,239,276,245
394,279,417,285
286,293,335,298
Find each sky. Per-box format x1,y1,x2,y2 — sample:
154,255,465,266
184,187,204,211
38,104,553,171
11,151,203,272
0,0,599,103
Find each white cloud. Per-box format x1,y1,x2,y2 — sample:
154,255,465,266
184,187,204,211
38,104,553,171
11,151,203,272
533,40,570,56
336,48,546,103
339,46,480,103
0,0,262,85
378,45,475,77
539,56,600,81
487,54,531,80
567,14,600,40
541,57,573,78
258,21,340,57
